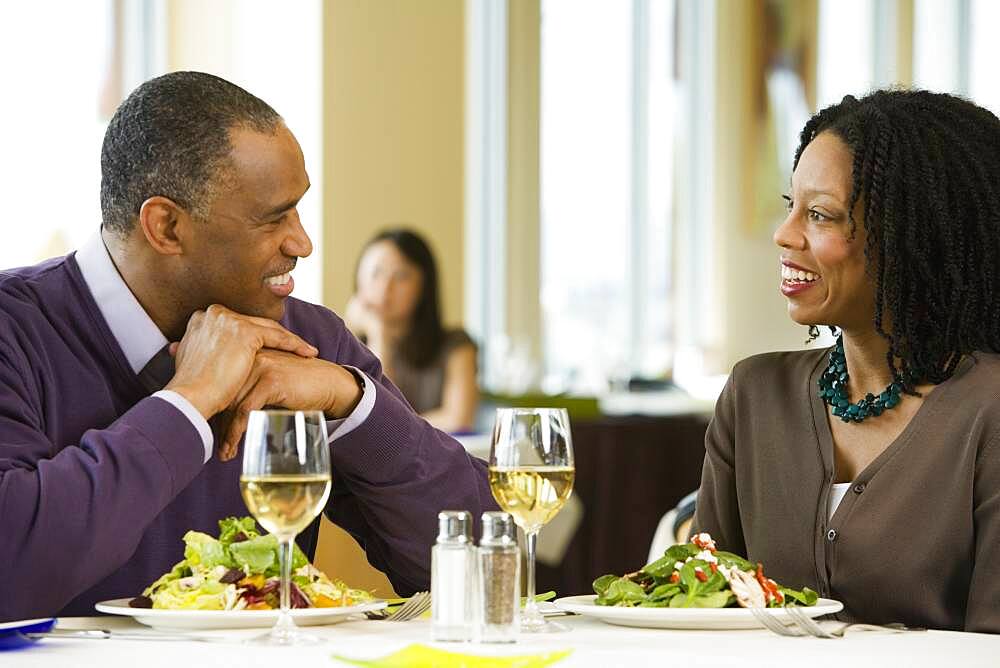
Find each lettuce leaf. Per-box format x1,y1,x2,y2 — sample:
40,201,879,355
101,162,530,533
594,577,646,606
150,578,233,610
291,541,309,571
142,559,189,597
182,531,232,569
218,516,260,545
780,586,819,607
228,534,279,573
715,550,755,572
221,517,308,575
647,582,680,602
592,574,618,598
669,590,732,608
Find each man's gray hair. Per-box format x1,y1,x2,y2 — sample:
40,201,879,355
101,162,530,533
100,71,282,234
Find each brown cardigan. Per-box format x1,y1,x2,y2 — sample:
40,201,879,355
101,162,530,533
692,347,1000,632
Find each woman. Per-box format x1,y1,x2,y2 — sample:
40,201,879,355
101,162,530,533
693,90,1000,632
346,228,478,432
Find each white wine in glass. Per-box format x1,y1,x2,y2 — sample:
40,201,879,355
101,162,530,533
240,474,332,537
240,410,331,646
488,408,575,633
487,467,575,533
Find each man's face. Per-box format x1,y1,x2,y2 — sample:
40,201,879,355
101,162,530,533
182,123,312,321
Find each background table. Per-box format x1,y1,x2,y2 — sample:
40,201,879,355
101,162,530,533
11,614,1000,667
537,414,709,595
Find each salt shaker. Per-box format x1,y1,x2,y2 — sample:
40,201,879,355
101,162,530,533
477,511,520,643
431,510,475,641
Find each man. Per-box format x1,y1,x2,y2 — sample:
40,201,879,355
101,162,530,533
0,71,495,621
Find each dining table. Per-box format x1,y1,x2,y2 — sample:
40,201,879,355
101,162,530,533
9,612,999,667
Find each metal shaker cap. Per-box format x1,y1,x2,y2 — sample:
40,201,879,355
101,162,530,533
480,511,517,547
437,510,472,544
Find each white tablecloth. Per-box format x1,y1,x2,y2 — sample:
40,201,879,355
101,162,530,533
9,614,1000,667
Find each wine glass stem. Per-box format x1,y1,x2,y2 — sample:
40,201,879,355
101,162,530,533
277,536,295,631
524,529,541,624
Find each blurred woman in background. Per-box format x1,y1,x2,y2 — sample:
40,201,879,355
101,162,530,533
346,228,478,432
693,90,1000,632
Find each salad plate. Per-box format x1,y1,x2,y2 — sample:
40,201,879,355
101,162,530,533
553,595,843,630
0,618,56,650
95,598,387,630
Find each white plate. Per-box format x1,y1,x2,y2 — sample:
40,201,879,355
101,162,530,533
553,595,843,630
95,598,387,630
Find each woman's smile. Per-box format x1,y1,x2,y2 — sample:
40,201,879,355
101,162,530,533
780,260,821,296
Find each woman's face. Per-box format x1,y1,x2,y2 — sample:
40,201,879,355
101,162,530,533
355,240,424,325
773,131,875,332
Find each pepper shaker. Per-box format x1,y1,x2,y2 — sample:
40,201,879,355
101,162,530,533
477,511,520,643
431,510,475,641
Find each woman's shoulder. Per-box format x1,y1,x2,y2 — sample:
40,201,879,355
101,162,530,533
966,351,1000,375
731,347,829,385
945,351,1000,406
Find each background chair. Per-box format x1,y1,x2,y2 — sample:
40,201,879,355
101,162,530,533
647,489,697,563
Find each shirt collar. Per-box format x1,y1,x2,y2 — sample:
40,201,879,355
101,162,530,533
75,229,168,374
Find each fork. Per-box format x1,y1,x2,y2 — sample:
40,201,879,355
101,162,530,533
748,606,808,637
783,606,838,638
364,591,431,621
754,605,918,639
785,606,922,637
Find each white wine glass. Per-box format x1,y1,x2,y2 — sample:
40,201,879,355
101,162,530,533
488,407,575,633
240,409,331,646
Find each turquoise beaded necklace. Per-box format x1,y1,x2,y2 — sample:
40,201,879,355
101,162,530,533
817,335,912,423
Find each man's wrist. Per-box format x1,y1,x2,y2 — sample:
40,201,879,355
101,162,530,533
162,382,217,419
153,390,215,463
329,365,365,418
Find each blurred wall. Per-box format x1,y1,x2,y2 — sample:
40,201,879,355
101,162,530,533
322,0,466,326
314,0,468,599
505,0,543,364
714,0,820,370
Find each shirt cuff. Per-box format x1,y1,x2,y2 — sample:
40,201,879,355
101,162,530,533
153,390,214,463
328,366,376,443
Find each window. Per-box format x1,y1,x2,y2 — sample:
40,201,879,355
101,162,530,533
912,0,1000,115
969,0,1000,114
0,1,131,269
538,0,676,393
816,0,915,110
466,0,714,395
912,0,964,94
816,0,875,108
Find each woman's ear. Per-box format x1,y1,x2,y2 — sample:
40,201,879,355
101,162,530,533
137,196,189,256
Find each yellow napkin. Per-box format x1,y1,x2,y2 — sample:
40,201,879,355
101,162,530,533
331,644,572,668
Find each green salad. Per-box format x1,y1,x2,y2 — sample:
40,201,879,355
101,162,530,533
593,533,818,609
130,516,374,611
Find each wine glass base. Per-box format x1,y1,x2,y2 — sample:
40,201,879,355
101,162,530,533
520,617,571,634
244,626,325,646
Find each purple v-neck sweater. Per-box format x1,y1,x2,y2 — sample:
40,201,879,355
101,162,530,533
0,254,495,621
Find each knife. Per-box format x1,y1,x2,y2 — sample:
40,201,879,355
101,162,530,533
25,628,233,643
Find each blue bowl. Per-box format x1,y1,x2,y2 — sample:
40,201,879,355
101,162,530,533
0,618,57,651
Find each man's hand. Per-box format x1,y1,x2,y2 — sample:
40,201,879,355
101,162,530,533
164,305,319,419
217,349,364,461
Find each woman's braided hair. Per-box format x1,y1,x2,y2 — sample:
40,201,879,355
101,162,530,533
795,89,1000,387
